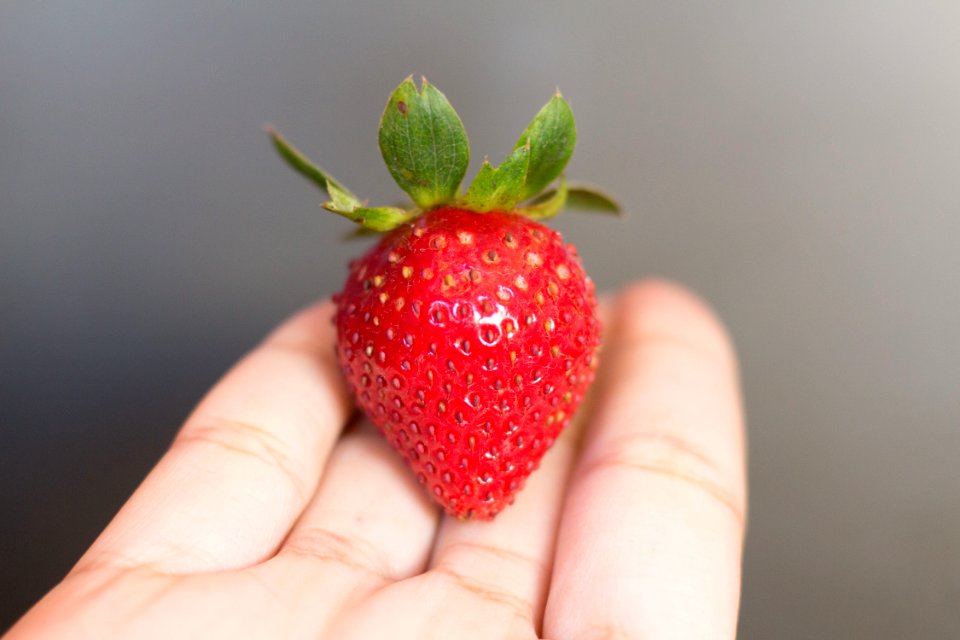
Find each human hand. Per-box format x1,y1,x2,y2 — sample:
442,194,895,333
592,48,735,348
7,280,746,639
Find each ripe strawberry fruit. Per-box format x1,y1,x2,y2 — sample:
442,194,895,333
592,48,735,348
270,77,618,519
332,208,600,519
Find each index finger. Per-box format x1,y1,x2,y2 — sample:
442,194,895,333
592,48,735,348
543,281,747,639
76,300,352,575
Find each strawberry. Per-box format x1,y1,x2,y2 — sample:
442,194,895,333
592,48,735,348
270,77,618,519
331,208,600,519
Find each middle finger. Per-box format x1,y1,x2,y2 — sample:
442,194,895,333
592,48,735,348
425,419,583,637
262,421,440,622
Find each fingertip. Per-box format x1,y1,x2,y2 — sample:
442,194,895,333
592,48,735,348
262,299,338,352
613,278,737,366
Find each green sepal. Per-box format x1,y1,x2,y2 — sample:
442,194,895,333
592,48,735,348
566,183,622,214
460,144,531,212
271,78,617,232
459,90,576,213
322,203,418,232
515,91,576,201
514,179,621,221
378,76,469,209
269,126,417,232
518,176,569,220
267,126,362,211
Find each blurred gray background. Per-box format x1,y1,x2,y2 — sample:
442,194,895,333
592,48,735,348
2,1,958,637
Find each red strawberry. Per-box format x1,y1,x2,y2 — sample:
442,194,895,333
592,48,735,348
270,76,619,518
333,208,600,518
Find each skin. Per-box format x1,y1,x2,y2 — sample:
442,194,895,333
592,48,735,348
6,279,746,640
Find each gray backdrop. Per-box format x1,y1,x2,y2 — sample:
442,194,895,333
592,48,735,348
2,2,958,637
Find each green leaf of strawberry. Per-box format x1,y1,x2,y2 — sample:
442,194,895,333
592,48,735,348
517,181,622,220
267,125,362,211
270,78,618,230
378,76,470,210
460,91,577,214
566,183,622,213
460,145,531,212
327,205,418,232
519,175,569,220
269,127,418,230
513,91,577,201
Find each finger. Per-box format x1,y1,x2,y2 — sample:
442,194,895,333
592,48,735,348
422,419,582,638
77,301,352,574
262,421,439,618
418,300,612,639
543,280,747,640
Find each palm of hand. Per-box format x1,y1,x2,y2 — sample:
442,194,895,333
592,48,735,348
8,282,745,640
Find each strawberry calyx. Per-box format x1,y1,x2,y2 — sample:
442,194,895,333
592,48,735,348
269,76,620,232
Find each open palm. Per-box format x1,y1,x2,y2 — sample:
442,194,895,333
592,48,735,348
8,281,746,640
